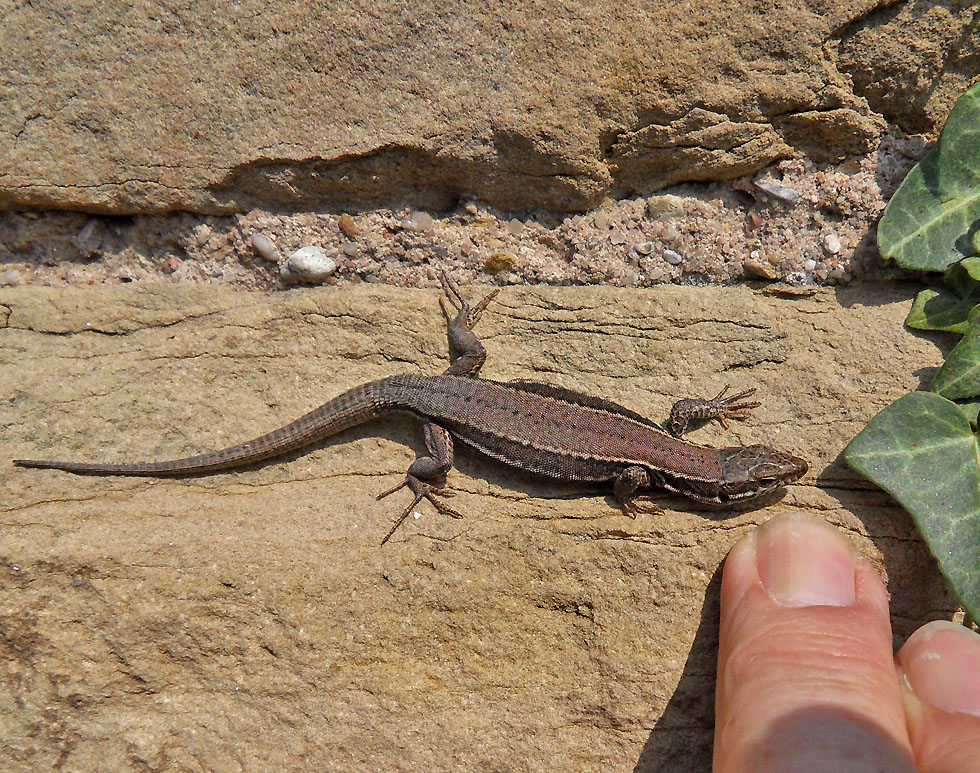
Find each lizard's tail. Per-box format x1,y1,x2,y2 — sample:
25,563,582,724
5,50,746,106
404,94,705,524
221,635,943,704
13,377,413,477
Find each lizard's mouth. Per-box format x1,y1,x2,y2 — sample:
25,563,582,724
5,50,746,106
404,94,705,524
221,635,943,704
680,482,791,507
720,477,787,501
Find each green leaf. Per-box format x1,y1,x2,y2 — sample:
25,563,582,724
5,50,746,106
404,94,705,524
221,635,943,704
879,82,980,271
932,304,980,399
946,255,980,290
955,399,980,426
906,257,980,333
907,288,972,333
845,391,980,621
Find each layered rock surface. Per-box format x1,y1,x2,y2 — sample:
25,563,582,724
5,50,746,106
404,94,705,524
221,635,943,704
1,283,957,770
2,1,976,214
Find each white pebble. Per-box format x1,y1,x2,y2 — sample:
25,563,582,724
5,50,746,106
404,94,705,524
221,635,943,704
822,232,841,254
506,218,524,236
610,231,627,245
804,259,817,271
343,243,359,257
0,269,21,286
250,233,280,262
663,249,683,265
280,245,337,284
593,212,609,229
402,211,434,232
753,179,800,205
634,241,653,255
663,224,680,241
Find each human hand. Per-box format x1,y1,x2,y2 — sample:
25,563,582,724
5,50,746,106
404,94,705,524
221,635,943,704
714,512,980,772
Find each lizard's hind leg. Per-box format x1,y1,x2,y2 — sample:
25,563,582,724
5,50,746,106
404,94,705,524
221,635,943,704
377,422,463,545
438,272,499,377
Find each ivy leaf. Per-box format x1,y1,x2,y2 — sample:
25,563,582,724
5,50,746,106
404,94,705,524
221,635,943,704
879,82,980,271
932,304,980,399
946,256,980,292
907,288,972,334
954,399,980,427
845,391,980,621
906,257,980,333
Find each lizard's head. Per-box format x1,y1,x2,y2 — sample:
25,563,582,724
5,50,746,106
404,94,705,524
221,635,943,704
676,445,807,504
713,445,807,503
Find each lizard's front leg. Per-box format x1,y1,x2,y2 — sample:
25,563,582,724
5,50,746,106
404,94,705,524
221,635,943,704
376,422,463,544
438,272,499,377
613,466,665,516
664,385,761,437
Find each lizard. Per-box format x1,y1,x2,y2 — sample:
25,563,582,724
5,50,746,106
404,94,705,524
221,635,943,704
13,275,808,544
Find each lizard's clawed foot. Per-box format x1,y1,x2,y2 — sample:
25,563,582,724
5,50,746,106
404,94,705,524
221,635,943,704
377,474,464,545
705,385,762,428
621,497,665,517
438,271,499,331
666,385,762,436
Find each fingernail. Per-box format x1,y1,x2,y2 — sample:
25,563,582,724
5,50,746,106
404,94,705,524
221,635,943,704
755,512,857,607
900,620,980,717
